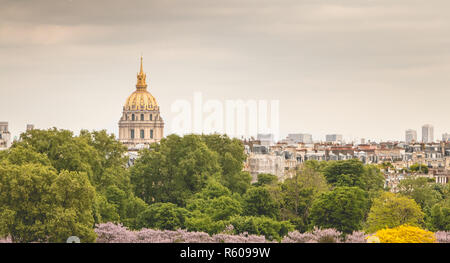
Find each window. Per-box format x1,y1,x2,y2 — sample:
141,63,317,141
132,114,135,121
140,129,145,139
130,129,135,139
150,114,153,121
141,114,144,121
150,129,154,139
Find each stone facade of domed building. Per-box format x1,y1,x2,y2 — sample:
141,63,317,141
118,57,164,150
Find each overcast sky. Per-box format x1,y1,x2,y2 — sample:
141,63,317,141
1,0,449,142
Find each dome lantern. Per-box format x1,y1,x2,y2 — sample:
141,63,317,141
136,56,147,90
124,56,158,111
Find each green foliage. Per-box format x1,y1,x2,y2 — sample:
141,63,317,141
303,160,329,172
187,196,242,222
310,186,370,234
201,134,251,194
365,192,425,233
0,145,52,166
242,186,280,219
192,179,232,200
78,130,128,169
229,216,294,241
323,159,365,188
185,211,228,234
280,166,329,231
362,165,385,192
427,185,450,231
253,173,278,187
121,196,149,229
14,129,131,192
93,193,120,223
0,162,96,242
409,163,429,174
379,162,394,170
3,129,449,242
322,160,385,192
429,200,450,231
7,128,141,230
398,177,443,212
15,128,101,182
183,179,242,234
130,134,221,206
136,203,190,230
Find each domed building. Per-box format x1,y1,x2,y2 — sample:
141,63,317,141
118,57,164,150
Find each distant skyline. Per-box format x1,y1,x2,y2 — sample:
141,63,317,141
1,0,450,141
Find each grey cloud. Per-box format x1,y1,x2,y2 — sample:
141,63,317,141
0,0,449,141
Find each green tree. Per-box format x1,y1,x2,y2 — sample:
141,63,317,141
361,164,385,192
183,179,242,234
365,192,425,233
0,145,52,166
187,195,242,222
323,159,365,188
398,177,443,212
280,166,329,231
0,162,96,242
192,178,232,200
242,186,280,219
130,134,222,206
322,160,385,192
310,186,369,234
303,160,329,172
378,162,394,171
11,128,142,229
136,202,190,230
121,195,149,229
253,173,278,187
429,200,450,231
428,184,450,231
229,216,294,241
185,211,228,234
409,163,429,174
15,128,102,182
202,134,251,194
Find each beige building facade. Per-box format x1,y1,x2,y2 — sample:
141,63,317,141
118,57,164,150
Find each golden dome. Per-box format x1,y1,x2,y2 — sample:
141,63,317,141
124,57,158,111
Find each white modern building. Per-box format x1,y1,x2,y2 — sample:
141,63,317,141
405,129,417,143
286,133,313,144
326,134,343,143
257,133,274,146
422,124,434,143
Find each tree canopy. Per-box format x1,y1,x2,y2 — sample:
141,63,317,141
365,192,424,233
309,186,370,234
0,162,96,242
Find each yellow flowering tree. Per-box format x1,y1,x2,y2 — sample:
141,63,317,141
368,225,436,243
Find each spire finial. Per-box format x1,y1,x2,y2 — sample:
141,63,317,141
136,56,147,89
140,55,144,74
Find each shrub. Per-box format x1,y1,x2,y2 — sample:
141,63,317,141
344,231,368,243
94,223,269,243
435,231,450,243
281,228,342,243
369,225,436,243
